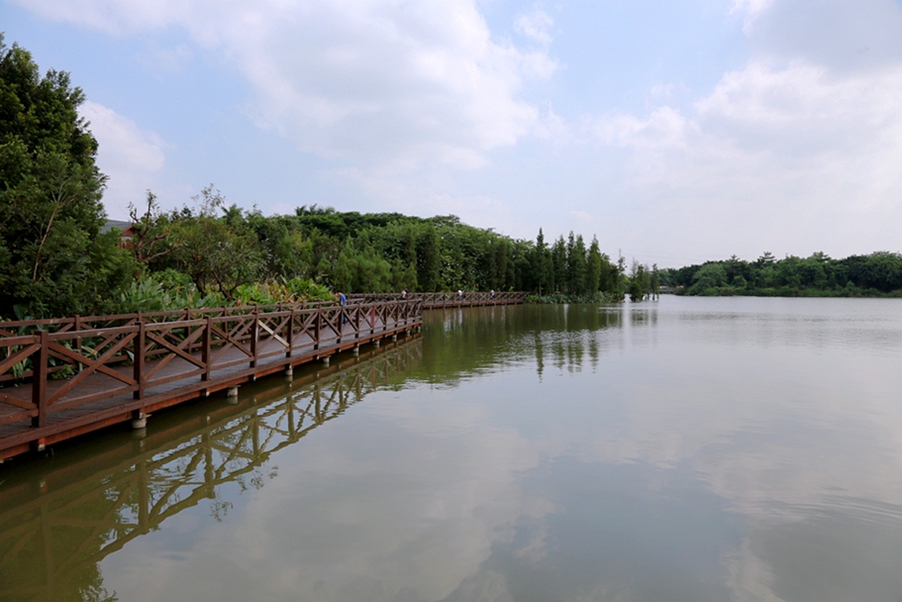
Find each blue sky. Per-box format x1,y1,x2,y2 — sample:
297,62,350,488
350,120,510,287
2,0,901,266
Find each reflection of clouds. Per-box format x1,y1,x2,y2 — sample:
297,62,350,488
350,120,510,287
551,300,902,600
433,300,902,600
443,570,513,602
104,385,558,601
729,508,902,602
99,299,902,601
526,300,902,519
722,538,784,602
608,343,902,520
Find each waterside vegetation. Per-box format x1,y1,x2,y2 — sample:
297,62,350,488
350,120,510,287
663,252,902,298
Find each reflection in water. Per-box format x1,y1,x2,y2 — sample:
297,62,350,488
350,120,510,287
0,339,422,602
3,297,902,601
420,304,626,381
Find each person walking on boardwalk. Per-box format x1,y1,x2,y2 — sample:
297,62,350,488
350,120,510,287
337,291,347,323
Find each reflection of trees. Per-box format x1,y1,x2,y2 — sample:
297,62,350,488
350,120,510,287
419,305,624,383
0,339,422,602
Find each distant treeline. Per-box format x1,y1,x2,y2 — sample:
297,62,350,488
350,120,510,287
662,252,902,297
118,189,632,308
1,35,635,321
2,180,640,319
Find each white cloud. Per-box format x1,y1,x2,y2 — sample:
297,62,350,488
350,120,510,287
569,210,594,223
730,0,775,29
575,0,902,258
21,0,902,256
740,0,902,72
79,101,167,219
334,163,517,227
21,0,555,178
514,9,554,48
592,106,690,150
135,42,193,73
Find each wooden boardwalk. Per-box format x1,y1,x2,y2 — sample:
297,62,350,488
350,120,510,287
351,291,528,308
0,292,526,461
0,339,423,601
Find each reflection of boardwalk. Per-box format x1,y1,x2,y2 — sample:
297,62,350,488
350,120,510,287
351,291,528,308
0,300,422,461
0,339,423,602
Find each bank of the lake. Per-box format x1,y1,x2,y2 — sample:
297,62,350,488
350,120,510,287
2,296,901,601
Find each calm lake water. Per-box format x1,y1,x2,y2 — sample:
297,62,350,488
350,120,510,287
2,296,902,601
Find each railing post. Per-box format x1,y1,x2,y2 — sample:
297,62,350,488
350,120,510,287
73,314,82,369
133,317,145,400
313,307,320,351
286,308,294,358
202,316,212,383
250,306,259,368
31,330,48,428
354,304,361,341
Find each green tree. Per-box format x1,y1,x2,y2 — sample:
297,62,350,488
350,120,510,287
649,263,660,297
128,190,181,268
171,186,264,299
333,236,392,293
689,263,727,295
586,236,603,294
566,232,588,294
532,229,551,295
0,35,135,318
416,224,441,291
551,236,567,292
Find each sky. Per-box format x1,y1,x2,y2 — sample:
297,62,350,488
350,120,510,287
2,0,901,267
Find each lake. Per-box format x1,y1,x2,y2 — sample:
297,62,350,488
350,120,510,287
2,296,901,601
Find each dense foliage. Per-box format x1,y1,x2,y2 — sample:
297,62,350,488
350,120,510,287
125,197,627,311
664,252,902,297
0,35,136,319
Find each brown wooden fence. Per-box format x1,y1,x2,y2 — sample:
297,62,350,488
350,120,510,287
349,291,528,307
0,299,423,461
0,338,421,601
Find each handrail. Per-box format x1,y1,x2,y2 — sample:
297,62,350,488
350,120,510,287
347,291,528,306
0,292,527,337
0,299,351,336
0,339,423,600
0,299,423,441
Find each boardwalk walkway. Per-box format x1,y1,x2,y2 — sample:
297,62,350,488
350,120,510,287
351,291,527,308
0,292,526,461
0,340,422,601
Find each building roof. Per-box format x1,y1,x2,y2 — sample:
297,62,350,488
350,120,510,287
101,220,134,234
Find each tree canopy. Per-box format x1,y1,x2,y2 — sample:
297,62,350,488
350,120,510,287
663,251,902,297
0,34,134,318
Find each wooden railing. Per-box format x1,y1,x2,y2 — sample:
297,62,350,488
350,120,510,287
0,339,422,600
349,291,528,307
0,299,422,458
0,299,343,340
